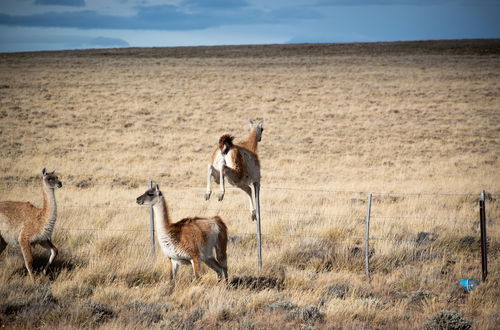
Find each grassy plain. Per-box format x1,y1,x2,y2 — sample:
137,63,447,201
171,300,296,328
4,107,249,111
0,40,499,329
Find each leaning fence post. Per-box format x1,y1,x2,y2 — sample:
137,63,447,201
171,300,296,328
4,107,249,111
149,180,156,256
365,193,373,282
479,190,488,281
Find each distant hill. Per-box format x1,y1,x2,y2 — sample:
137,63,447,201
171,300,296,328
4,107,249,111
2,39,499,57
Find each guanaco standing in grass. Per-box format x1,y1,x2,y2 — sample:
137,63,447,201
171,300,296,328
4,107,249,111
205,118,264,222
0,169,63,281
136,183,228,282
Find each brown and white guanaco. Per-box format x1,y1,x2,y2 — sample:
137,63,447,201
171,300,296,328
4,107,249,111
206,118,264,222
136,184,228,282
0,169,63,281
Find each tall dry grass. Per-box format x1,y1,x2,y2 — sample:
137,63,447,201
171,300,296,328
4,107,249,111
0,40,499,329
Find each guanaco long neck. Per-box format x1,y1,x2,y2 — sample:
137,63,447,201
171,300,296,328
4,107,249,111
152,196,172,238
152,196,192,259
40,184,57,237
244,129,259,153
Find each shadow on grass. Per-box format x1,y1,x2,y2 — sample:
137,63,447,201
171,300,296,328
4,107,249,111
230,276,284,291
10,252,84,281
0,282,58,327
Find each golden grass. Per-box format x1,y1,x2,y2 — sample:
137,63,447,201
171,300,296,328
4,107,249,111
0,40,499,329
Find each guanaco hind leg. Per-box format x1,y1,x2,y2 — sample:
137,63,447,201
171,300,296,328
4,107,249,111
203,257,226,280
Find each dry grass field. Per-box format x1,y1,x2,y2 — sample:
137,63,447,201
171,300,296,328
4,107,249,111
0,39,499,329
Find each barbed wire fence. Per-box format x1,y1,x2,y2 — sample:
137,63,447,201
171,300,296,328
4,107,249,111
0,180,497,280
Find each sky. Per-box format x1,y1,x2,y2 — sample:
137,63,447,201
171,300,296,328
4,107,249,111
0,0,499,52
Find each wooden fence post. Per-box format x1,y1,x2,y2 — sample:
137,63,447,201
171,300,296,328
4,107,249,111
365,193,373,282
256,218,262,269
479,190,488,281
149,180,156,256
255,183,262,269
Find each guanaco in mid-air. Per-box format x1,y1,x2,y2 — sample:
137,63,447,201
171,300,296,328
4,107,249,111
0,169,63,281
136,183,228,282
206,118,264,222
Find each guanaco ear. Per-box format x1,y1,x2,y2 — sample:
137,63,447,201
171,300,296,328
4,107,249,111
51,169,56,175
248,119,254,128
42,168,47,176
155,184,162,196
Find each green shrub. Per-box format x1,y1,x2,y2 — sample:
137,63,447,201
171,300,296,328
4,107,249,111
423,310,471,330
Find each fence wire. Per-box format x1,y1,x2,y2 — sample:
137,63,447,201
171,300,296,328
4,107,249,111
43,185,497,237
1,181,496,275
1,180,499,198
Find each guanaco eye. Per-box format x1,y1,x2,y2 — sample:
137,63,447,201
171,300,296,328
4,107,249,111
147,193,154,196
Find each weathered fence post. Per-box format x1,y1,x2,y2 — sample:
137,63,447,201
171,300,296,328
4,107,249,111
256,183,263,269
479,190,488,281
256,217,263,270
149,180,156,256
365,193,373,281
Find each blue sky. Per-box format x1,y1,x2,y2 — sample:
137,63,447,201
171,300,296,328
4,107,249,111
0,0,499,52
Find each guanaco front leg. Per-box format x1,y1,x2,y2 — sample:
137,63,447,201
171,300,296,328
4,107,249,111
40,240,58,275
170,259,181,281
19,234,34,282
191,256,201,279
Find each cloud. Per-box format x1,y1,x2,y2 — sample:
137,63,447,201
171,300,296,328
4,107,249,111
0,4,271,30
317,0,500,5
35,0,85,7
318,0,415,5
183,0,251,9
0,7,206,30
0,1,326,32
270,5,322,19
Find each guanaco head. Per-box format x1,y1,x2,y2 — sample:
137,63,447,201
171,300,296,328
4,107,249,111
249,118,264,142
136,184,162,206
42,168,62,189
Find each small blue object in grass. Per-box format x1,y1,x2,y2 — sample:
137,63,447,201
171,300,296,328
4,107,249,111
459,279,479,292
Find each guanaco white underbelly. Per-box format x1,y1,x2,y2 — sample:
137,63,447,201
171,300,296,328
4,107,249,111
158,236,191,261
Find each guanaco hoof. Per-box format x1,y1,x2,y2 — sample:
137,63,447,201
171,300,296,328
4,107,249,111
251,210,257,221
